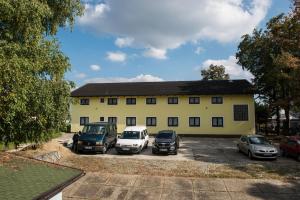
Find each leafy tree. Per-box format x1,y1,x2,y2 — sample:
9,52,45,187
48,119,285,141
236,10,300,134
0,0,83,148
201,64,230,80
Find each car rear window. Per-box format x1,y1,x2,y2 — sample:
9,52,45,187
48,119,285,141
157,132,173,139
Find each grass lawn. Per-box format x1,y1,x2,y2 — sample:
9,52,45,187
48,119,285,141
0,153,83,200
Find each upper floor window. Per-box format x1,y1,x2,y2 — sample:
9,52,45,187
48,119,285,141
108,117,117,124
168,117,178,127
234,105,249,121
189,97,200,104
108,98,118,105
100,117,105,122
189,117,200,127
80,98,89,105
80,117,89,126
146,117,157,126
212,117,223,127
168,97,178,104
211,97,223,104
100,98,105,103
126,98,136,105
126,117,136,126
146,97,156,104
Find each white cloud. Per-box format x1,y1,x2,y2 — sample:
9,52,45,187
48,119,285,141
195,47,204,55
199,56,254,80
75,72,87,79
85,74,164,83
90,64,101,71
106,51,127,62
78,0,271,58
115,37,134,48
143,48,167,59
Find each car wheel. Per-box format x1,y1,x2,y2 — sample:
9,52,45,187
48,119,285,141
152,149,156,154
174,150,178,155
248,151,253,160
237,144,242,153
280,149,286,157
145,141,148,149
102,144,107,154
111,139,117,147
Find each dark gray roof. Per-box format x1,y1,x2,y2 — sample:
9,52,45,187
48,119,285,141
71,80,254,97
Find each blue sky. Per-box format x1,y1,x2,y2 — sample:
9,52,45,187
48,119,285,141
57,0,291,87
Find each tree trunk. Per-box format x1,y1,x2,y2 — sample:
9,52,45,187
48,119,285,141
284,106,290,135
276,106,281,135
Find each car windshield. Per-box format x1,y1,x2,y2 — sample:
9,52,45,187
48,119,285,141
121,131,140,139
157,132,173,139
82,125,105,134
249,137,270,145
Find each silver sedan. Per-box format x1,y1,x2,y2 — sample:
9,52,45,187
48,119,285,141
237,135,278,160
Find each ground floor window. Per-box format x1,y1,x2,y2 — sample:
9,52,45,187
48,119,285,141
126,117,136,126
108,117,117,124
168,117,178,127
189,117,200,127
146,117,156,126
212,117,223,127
100,117,105,121
80,117,89,126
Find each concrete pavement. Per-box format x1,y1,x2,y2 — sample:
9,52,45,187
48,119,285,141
63,173,300,200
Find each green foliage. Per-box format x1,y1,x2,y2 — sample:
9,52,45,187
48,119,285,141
0,0,83,146
236,11,300,133
201,64,230,80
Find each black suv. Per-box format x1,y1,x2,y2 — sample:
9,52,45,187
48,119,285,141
152,130,179,155
74,122,117,154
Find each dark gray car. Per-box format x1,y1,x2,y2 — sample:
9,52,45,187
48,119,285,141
237,135,278,160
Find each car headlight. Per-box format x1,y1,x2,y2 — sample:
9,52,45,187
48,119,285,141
170,142,176,146
96,141,102,145
77,141,82,144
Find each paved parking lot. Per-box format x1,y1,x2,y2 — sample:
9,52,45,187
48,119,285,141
63,172,300,200
71,136,297,165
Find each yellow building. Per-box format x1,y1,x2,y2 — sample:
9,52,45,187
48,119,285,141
70,80,255,135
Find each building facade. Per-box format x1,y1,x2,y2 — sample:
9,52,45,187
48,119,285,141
70,80,255,135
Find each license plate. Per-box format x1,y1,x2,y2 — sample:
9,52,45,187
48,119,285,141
122,147,130,151
160,149,168,152
84,146,92,150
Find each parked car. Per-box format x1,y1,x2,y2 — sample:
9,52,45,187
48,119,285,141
115,126,149,154
237,135,278,160
75,122,117,154
152,130,179,155
279,136,300,161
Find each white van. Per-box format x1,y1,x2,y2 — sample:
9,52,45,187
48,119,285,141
115,126,149,154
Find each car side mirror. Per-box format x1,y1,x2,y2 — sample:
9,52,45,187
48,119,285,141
78,131,82,135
